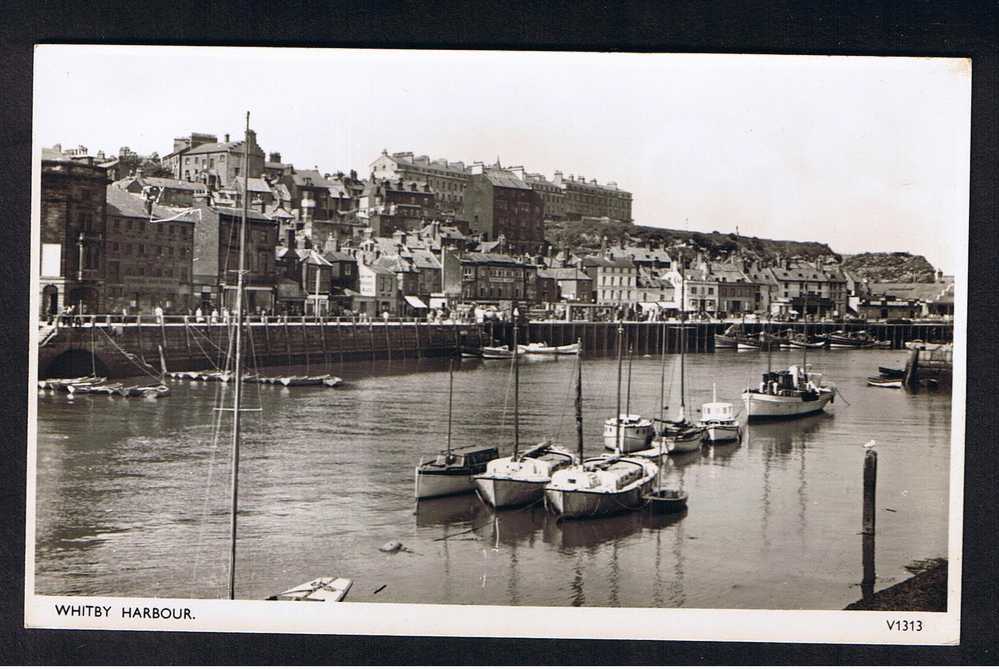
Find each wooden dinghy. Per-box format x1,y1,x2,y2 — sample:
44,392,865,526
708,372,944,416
267,576,353,604
644,487,689,514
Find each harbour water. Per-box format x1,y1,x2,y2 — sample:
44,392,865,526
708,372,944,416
34,348,952,609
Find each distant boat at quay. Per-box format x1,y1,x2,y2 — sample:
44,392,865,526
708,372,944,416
516,342,579,355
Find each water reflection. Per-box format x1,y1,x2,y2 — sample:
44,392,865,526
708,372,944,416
35,350,952,608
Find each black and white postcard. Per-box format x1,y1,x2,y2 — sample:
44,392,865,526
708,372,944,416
24,46,969,645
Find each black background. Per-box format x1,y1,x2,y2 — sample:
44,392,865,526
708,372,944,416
1,1,996,664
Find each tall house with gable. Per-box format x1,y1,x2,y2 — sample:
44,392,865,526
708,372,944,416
164,130,265,189
462,165,545,254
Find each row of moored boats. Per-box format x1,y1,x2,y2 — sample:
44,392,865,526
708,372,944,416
715,324,891,350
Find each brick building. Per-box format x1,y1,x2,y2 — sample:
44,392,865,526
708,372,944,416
103,186,197,313
553,172,632,223
166,130,265,189
460,253,538,305
191,206,277,313
370,150,469,213
39,149,108,316
463,167,545,254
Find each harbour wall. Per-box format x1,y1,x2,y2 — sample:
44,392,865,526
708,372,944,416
38,318,954,380
489,320,954,355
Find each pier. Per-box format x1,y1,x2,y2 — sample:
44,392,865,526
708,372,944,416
38,316,953,379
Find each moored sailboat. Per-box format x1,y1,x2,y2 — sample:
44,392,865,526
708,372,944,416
474,326,578,508
544,342,658,519
415,359,499,499
602,324,655,453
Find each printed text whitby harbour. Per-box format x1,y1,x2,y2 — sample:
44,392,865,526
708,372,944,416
37,136,956,326
54,603,195,620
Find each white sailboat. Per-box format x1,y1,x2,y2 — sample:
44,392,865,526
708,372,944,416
544,343,658,519
475,325,577,508
602,323,655,453
223,113,350,602
636,264,705,458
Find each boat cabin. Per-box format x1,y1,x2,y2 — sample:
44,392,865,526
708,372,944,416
430,445,499,468
700,401,734,423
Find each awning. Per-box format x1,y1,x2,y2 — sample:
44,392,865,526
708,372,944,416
657,302,674,309
429,298,447,309
404,295,428,309
638,302,660,310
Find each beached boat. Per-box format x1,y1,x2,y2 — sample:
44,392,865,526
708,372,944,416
698,384,741,443
43,376,107,392
866,376,902,389
878,366,906,379
516,342,580,355
460,345,483,358
415,360,499,499
267,577,353,604
545,455,658,519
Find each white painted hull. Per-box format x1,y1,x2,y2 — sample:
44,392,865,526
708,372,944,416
602,420,655,453
544,479,653,518
705,424,740,442
742,390,834,420
414,468,475,500
474,477,545,508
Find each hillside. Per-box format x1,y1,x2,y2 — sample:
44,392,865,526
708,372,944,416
840,252,937,283
544,219,836,261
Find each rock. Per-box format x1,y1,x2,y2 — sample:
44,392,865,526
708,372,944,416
379,540,403,553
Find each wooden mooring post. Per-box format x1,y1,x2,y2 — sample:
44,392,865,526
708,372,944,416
863,446,878,535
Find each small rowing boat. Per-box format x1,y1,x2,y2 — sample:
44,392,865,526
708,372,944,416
516,342,579,355
866,376,902,389
267,577,353,604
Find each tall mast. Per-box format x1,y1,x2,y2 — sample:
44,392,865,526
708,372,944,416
658,323,667,425
575,339,583,463
513,319,520,458
679,259,686,423
446,358,454,457
227,111,250,601
625,343,633,417
802,293,808,376
615,319,624,453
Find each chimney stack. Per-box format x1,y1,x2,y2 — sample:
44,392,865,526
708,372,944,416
225,133,230,143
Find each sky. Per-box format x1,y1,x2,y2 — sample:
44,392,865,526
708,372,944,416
34,46,971,273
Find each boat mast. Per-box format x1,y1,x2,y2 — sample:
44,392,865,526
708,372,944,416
227,111,250,601
802,293,808,378
446,358,454,458
679,262,686,424
513,318,519,458
625,343,633,417
615,319,624,452
575,339,583,463
658,323,667,426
